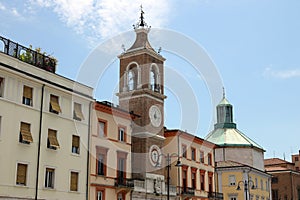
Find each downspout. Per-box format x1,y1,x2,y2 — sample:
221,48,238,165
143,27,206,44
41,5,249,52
86,101,93,200
35,84,45,200
291,172,293,200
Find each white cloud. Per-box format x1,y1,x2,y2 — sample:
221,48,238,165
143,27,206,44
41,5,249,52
264,67,300,79
28,0,172,45
0,2,5,10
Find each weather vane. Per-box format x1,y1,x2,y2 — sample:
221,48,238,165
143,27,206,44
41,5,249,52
133,5,150,29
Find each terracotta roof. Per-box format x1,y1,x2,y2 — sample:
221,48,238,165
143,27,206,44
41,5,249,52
216,160,246,168
265,166,289,171
264,158,291,166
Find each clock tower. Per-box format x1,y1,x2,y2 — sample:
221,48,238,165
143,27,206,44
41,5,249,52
117,7,166,179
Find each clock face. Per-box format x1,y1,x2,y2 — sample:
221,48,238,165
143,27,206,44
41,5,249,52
149,105,162,127
149,145,162,167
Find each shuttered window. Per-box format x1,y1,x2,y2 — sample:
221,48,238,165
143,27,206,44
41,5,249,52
16,163,27,185
49,94,61,114
73,103,84,120
70,172,78,191
72,135,80,154
118,127,125,142
47,129,59,149
22,86,33,106
20,122,33,143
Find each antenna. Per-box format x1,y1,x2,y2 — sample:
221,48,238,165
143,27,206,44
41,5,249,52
222,87,226,98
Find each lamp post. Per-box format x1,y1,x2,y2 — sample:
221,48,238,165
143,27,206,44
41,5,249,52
156,153,182,200
236,180,256,200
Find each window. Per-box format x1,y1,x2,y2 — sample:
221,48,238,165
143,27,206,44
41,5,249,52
45,168,55,188
255,178,258,188
98,120,106,137
200,171,205,190
271,177,278,183
208,175,213,192
97,147,108,176
191,170,196,189
22,85,33,106
191,148,196,161
182,145,187,158
296,167,299,171
208,153,212,165
118,127,126,142
272,190,279,200
229,175,236,186
72,135,80,154
19,122,33,144
49,94,61,114
73,102,84,121
0,77,4,97
118,192,125,200
295,157,299,162
97,191,103,200
128,69,136,91
230,197,237,200
261,179,264,190
16,163,27,185
47,129,60,150
117,151,128,185
200,151,204,163
70,172,78,191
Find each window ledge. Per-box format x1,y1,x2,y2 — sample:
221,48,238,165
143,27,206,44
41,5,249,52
43,187,56,190
15,184,29,188
71,153,81,157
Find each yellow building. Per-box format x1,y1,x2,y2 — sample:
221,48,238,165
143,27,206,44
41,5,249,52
89,101,134,200
0,36,94,199
206,95,271,200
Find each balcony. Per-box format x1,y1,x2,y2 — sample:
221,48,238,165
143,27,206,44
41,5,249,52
150,84,161,93
208,192,224,200
181,187,195,196
115,178,134,193
0,35,56,73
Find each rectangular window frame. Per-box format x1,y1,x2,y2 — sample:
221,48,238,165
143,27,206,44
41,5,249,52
200,170,205,191
45,168,55,189
191,148,196,161
49,94,61,114
47,129,60,150
22,85,33,106
117,151,128,185
118,126,126,142
0,77,4,97
182,144,187,158
208,153,212,165
200,151,204,163
19,122,33,144
70,171,79,192
73,102,84,121
98,119,107,137
97,147,108,176
72,135,80,154
191,168,197,189
16,163,28,186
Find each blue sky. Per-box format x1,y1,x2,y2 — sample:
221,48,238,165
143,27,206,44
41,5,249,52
1,0,300,161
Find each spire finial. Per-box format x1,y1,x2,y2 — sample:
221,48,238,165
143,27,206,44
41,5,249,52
133,5,149,29
222,87,226,99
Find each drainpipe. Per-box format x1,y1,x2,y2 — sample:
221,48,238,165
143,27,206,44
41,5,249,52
35,84,45,200
86,101,93,200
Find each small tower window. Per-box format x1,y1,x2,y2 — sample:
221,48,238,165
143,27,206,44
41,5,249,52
149,65,160,93
128,70,136,91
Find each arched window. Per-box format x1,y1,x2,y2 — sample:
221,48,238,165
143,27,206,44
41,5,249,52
150,65,160,92
128,70,135,91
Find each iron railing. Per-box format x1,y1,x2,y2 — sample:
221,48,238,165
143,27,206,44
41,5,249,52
208,192,224,200
181,187,195,195
115,178,134,188
0,36,56,73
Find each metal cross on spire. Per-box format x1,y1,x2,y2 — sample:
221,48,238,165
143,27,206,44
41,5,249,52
133,5,149,29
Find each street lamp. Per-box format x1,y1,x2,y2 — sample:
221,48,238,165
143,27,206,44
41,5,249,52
236,180,256,200
155,153,182,200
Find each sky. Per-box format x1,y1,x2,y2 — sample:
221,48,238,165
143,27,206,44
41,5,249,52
1,0,300,161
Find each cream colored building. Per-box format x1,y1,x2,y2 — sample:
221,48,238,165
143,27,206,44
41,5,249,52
0,37,94,199
164,129,222,200
89,101,134,200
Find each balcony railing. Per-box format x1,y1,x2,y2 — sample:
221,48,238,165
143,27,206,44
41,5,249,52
208,192,224,200
115,178,134,188
181,187,195,196
0,36,56,73
150,84,161,93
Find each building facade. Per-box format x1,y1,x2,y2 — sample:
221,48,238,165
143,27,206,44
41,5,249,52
265,158,300,200
89,101,136,200
292,151,300,171
0,36,94,199
206,95,271,200
164,129,221,200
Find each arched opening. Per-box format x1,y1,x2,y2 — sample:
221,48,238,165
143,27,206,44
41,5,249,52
150,64,160,93
128,70,136,91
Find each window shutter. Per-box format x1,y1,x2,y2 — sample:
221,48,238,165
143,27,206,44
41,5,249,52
17,164,27,185
72,135,80,148
20,122,33,143
50,95,61,113
23,86,32,99
48,129,60,148
70,172,78,191
74,103,84,120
